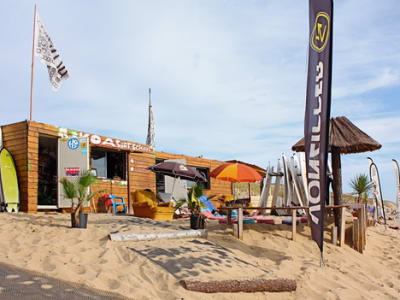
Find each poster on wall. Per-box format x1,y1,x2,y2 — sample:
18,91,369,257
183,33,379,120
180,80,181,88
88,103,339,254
57,137,89,208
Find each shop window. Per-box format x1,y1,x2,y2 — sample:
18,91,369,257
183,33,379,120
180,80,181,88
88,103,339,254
155,159,165,193
91,148,126,180
186,166,210,190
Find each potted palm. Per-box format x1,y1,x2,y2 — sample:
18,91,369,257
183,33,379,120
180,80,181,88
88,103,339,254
60,171,102,228
175,185,206,229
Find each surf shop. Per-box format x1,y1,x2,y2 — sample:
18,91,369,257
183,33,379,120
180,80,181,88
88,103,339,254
0,120,232,213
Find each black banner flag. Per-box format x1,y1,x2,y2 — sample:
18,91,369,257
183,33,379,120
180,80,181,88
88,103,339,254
304,0,333,254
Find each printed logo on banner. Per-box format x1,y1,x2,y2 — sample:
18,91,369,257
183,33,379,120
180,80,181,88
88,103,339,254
179,165,188,171
67,137,80,150
310,12,330,52
65,167,80,176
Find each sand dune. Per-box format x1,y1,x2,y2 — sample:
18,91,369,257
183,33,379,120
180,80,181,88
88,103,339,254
0,212,398,299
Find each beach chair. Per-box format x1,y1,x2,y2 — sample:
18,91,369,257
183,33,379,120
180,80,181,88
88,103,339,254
103,194,127,214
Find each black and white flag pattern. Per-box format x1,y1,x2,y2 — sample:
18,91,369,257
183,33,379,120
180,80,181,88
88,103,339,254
34,11,69,91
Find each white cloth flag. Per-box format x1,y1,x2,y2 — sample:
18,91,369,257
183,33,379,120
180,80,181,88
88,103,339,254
34,11,69,91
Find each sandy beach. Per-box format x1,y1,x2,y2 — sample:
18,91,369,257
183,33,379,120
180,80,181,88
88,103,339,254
0,212,398,300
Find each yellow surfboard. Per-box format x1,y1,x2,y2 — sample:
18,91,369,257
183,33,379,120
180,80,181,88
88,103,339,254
0,148,19,212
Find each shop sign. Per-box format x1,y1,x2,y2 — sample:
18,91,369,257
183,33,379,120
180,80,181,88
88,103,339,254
58,127,154,153
65,167,80,176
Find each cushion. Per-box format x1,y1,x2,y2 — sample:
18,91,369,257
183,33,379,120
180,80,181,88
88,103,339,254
133,190,157,208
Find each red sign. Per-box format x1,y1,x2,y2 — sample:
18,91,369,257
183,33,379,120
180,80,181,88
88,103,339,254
65,167,80,176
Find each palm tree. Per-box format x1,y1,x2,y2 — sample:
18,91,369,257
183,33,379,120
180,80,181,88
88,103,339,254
349,173,372,203
60,171,103,227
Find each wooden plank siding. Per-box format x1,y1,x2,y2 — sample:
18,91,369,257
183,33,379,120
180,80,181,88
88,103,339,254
2,121,30,212
1,120,232,213
156,152,232,197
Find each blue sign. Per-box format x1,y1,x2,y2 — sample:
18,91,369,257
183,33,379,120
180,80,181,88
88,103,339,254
67,137,80,150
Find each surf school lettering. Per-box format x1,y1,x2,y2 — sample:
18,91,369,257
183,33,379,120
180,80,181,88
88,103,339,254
58,127,153,153
308,61,324,225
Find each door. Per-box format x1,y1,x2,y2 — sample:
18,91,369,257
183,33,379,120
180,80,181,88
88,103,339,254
57,137,89,208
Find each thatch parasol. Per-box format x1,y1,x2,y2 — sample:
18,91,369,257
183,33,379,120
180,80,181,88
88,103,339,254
292,116,381,154
292,116,381,227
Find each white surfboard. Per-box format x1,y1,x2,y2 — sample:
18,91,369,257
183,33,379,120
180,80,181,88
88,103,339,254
258,165,273,214
299,152,309,206
282,153,292,207
289,154,306,215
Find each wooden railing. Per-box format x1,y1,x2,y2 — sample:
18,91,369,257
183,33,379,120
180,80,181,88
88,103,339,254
222,205,349,247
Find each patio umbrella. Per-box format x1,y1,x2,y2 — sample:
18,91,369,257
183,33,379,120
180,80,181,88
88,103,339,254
147,161,207,182
210,162,263,183
210,162,263,203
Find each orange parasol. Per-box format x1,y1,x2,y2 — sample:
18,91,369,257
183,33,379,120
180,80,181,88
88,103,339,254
210,162,263,183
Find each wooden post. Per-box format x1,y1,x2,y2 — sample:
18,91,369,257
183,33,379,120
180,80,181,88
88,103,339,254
332,147,343,230
331,226,338,245
339,206,346,247
227,209,232,225
238,208,243,240
292,209,296,241
233,223,238,238
361,205,366,250
352,218,359,252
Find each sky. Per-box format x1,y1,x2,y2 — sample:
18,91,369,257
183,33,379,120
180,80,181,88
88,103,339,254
1,0,399,202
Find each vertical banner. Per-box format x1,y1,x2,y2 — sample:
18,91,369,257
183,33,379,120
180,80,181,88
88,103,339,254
304,0,333,254
392,159,400,223
368,158,386,225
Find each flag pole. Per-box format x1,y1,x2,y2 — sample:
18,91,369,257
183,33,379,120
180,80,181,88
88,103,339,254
29,4,37,122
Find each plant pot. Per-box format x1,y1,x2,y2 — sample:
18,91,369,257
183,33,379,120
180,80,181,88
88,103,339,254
71,213,88,228
190,214,205,230
79,213,88,228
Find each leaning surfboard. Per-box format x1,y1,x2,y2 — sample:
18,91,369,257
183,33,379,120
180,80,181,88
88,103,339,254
0,148,19,212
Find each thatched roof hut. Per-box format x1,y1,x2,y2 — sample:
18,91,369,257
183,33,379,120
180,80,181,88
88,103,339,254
291,116,382,154
291,116,381,228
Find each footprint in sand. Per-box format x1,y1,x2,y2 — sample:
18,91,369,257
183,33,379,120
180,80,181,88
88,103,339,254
43,262,56,272
73,265,86,275
106,279,120,290
6,274,20,279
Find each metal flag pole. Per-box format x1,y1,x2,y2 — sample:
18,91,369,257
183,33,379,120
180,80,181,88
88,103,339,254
29,4,37,121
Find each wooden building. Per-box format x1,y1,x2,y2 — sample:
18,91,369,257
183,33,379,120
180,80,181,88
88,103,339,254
1,120,232,213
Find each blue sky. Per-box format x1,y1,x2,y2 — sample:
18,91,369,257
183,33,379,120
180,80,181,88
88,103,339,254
1,1,399,202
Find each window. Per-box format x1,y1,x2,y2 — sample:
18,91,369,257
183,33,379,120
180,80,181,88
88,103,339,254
155,159,165,193
91,148,126,180
187,166,210,190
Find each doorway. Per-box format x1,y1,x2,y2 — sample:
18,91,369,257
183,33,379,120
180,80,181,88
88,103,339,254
38,136,58,207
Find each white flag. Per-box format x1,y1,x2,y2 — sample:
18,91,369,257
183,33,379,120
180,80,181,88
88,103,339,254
34,11,69,91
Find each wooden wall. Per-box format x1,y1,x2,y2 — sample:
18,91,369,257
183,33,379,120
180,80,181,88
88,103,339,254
156,152,232,197
2,121,32,212
1,120,231,213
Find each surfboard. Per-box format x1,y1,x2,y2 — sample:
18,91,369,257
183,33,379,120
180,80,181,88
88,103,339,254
282,153,291,207
0,148,19,212
271,159,282,207
299,152,309,206
289,154,306,214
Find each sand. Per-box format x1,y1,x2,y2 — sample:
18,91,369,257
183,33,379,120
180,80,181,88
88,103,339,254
0,212,398,300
